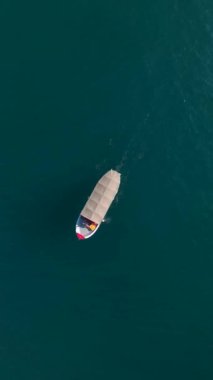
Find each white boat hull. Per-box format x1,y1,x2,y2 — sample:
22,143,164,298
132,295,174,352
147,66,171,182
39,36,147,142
75,169,121,240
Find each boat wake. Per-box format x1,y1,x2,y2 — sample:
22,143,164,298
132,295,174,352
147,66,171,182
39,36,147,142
116,111,150,174
102,217,111,224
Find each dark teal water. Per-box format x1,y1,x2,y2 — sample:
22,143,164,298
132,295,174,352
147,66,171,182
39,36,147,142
0,1,213,379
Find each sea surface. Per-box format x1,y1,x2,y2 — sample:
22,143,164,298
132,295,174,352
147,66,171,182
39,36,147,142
0,1,213,379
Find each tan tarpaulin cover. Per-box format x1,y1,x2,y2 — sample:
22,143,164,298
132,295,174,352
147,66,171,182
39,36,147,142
81,169,121,224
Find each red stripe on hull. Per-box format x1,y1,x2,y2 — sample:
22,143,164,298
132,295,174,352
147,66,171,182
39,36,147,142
76,233,85,240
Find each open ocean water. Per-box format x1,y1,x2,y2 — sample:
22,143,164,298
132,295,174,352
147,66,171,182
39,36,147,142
0,1,213,379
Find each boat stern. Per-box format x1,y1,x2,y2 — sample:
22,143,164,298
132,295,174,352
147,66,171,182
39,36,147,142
75,215,100,240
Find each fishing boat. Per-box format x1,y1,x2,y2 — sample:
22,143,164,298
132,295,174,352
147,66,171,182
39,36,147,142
75,169,121,239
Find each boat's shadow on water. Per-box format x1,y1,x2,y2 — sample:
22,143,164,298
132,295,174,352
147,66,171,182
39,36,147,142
19,175,122,264
22,177,95,246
